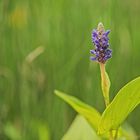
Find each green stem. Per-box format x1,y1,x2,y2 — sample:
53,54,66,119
99,63,110,107
109,131,114,140
99,63,117,140
114,129,118,140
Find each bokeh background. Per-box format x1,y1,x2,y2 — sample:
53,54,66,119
0,0,140,139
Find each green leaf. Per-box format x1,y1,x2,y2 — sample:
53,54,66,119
55,90,136,139
62,115,101,140
62,117,136,140
98,77,140,135
55,90,101,131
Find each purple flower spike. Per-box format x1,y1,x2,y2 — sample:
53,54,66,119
90,22,112,63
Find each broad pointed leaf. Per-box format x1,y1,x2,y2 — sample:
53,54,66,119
55,90,101,131
62,115,101,140
98,77,140,134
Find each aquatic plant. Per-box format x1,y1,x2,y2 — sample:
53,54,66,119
55,23,140,140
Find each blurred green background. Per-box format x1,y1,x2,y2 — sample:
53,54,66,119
0,0,140,139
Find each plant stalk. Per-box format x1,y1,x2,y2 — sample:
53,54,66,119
99,63,110,107
99,63,117,140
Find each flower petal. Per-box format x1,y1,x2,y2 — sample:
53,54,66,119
90,56,97,61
